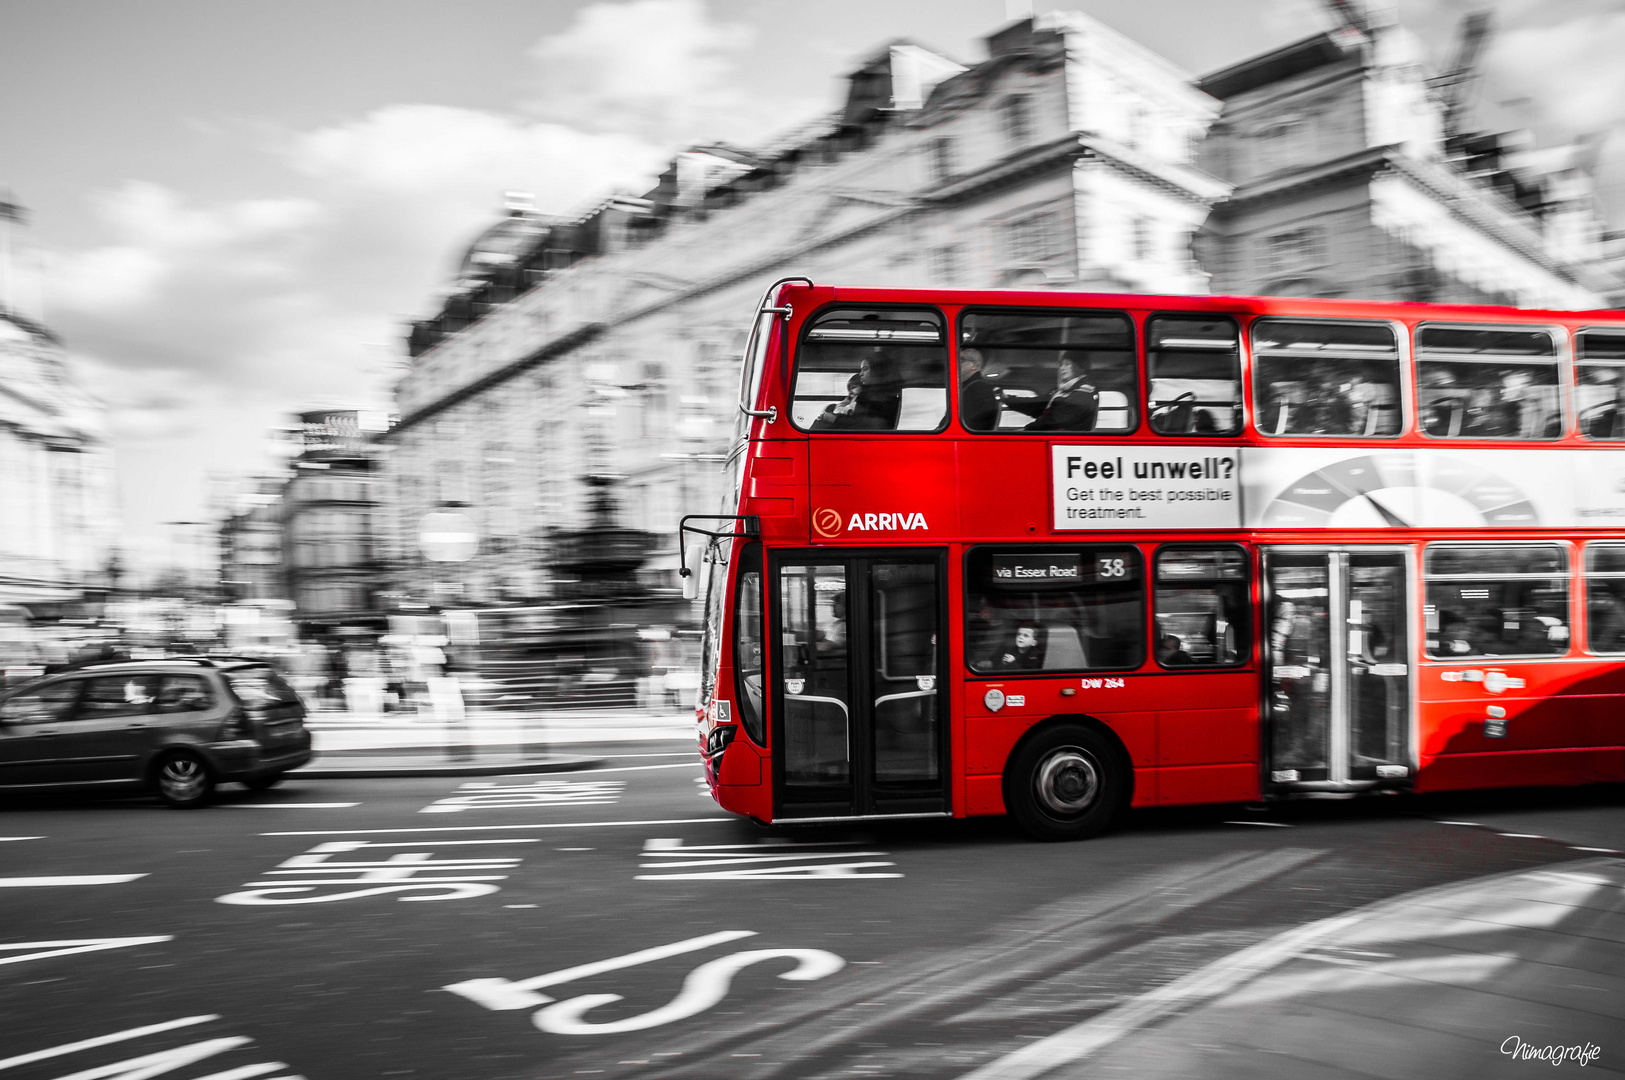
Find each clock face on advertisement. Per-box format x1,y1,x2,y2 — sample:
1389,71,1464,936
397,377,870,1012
1257,454,1539,529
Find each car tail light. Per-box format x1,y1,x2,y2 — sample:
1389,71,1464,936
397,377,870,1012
218,708,248,740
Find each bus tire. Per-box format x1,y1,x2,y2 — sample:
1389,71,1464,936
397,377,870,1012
1004,723,1127,841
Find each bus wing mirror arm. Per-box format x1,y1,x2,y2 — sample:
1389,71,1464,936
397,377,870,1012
677,515,761,588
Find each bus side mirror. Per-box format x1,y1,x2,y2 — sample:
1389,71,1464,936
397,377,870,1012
680,543,706,601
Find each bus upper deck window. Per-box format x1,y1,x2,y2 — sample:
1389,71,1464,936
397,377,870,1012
959,309,1137,434
1416,326,1560,440
1154,547,1249,666
1252,320,1401,437
1423,544,1569,658
791,308,947,433
1148,316,1241,435
1576,332,1625,440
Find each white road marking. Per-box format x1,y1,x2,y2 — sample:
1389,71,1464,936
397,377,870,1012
0,836,43,842
1437,821,1481,826
1221,821,1293,827
219,838,532,906
0,936,173,968
445,930,758,1011
420,780,624,814
0,1014,218,1071
263,816,732,837
1570,846,1622,853
637,838,901,880
224,802,359,809
0,874,146,888
188,1064,288,1080
554,762,702,774
1498,833,1545,839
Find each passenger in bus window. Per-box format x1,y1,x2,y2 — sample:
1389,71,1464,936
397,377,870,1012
1581,368,1625,439
810,372,863,430
1156,633,1193,666
1588,584,1625,651
1006,351,1099,431
991,623,1046,671
814,351,903,431
958,347,1000,431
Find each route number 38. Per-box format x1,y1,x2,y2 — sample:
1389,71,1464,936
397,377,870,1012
1096,556,1127,578
445,930,844,1035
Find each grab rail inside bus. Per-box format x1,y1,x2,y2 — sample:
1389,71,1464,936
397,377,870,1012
738,276,814,423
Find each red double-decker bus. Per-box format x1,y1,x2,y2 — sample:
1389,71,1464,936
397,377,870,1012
682,278,1625,839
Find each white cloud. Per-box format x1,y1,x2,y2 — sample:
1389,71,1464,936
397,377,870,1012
525,0,762,145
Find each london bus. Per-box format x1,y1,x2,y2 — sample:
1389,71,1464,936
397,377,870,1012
680,277,1625,840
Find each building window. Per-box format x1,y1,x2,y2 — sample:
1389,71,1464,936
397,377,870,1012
1006,209,1065,265
1259,227,1326,279
929,244,961,285
925,137,956,183
1132,217,1153,262
1001,96,1033,148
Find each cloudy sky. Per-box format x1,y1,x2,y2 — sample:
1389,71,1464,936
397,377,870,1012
2,0,1622,570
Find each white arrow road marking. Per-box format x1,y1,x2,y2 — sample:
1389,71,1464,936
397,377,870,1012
0,875,146,888
534,949,846,1035
0,936,173,968
224,803,359,809
444,930,758,1011
0,1015,218,1072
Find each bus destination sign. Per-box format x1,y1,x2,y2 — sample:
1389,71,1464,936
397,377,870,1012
990,554,1084,588
1052,446,1241,530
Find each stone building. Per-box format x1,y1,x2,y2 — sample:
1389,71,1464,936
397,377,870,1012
0,192,118,610
1192,22,1616,307
382,12,1228,605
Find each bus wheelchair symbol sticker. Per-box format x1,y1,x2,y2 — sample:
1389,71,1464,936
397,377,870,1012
813,508,843,538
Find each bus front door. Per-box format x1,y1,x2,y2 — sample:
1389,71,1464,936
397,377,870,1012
1264,548,1413,792
772,552,948,820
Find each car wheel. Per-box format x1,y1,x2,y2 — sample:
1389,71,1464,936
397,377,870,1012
242,772,284,792
154,751,214,809
1004,723,1127,841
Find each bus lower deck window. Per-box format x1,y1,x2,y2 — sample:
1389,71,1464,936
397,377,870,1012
1416,326,1561,440
959,309,1137,434
1154,547,1249,666
965,547,1144,673
792,308,948,433
1252,319,1401,437
1423,544,1570,658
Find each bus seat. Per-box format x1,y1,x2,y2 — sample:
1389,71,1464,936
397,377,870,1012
897,386,946,430
1043,625,1087,669
1096,390,1131,431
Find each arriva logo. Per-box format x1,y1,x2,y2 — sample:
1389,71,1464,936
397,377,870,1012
848,512,928,531
812,508,843,538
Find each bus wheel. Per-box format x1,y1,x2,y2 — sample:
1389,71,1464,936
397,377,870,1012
1005,724,1126,841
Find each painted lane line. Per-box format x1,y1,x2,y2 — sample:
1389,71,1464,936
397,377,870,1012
1221,821,1293,827
0,1014,218,1072
643,840,877,851
445,930,758,1011
1498,833,1546,839
264,816,733,837
0,874,146,888
225,802,359,809
641,852,890,869
1571,846,1622,854
637,863,901,881
0,836,43,842
186,1065,287,1080
553,762,702,774
1437,821,1482,826
0,936,173,968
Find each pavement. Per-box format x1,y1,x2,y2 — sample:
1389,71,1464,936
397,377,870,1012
290,705,696,778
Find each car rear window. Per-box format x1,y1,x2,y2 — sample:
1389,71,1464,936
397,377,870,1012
225,667,302,707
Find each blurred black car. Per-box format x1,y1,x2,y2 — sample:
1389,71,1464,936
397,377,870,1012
0,657,312,808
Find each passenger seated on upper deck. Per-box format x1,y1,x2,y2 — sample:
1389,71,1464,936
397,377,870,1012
1582,368,1625,439
958,347,1001,431
1004,351,1099,432
811,351,903,431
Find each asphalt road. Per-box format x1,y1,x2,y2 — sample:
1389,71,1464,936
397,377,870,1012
1,746,1621,1080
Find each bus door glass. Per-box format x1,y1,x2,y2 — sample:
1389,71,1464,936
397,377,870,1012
773,552,947,818
1265,549,1411,789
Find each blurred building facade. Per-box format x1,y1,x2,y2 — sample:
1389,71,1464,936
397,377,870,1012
382,10,1621,609
383,12,1228,605
0,191,118,609
1193,20,1617,307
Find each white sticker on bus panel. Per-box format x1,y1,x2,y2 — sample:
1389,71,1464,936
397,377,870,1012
1242,446,1625,529
1051,446,1241,531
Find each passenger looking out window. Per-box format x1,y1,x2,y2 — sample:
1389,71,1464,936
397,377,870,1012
965,547,1144,673
1416,326,1560,440
958,309,1136,433
1154,547,1249,667
1148,316,1242,435
1252,320,1400,437
791,308,947,432
1576,332,1625,440
1423,545,1569,658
